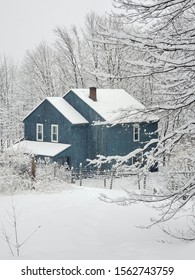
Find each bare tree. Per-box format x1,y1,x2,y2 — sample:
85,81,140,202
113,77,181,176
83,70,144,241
20,41,59,106
54,26,87,89
0,56,20,144
87,1,195,236
84,12,135,89
91,0,195,170
1,197,41,256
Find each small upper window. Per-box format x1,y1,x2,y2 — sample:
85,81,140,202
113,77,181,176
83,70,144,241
51,124,58,142
36,124,43,141
133,124,140,142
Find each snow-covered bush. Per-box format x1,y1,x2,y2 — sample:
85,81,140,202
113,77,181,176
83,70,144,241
0,149,72,193
33,161,71,192
0,149,32,193
165,145,195,192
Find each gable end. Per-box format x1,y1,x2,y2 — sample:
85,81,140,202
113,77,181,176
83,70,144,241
64,90,105,123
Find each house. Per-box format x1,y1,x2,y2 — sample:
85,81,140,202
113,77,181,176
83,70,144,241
14,88,159,169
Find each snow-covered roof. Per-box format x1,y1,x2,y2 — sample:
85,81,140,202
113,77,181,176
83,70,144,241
47,97,88,124
66,88,158,123
12,140,71,157
23,97,88,125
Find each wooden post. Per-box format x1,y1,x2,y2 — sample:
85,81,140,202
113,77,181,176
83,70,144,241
97,166,100,176
31,156,36,179
53,162,57,177
31,156,36,189
137,173,141,190
143,175,146,189
0,139,3,153
103,170,106,188
79,163,82,186
110,169,115,189
70,167,74,184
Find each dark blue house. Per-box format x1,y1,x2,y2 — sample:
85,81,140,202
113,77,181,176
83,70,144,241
14,88,158,169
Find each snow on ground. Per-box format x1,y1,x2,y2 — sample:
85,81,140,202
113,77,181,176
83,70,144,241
0,177,194,260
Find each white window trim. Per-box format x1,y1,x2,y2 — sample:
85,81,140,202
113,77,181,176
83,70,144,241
133,124,140,142
51,124,58,143
36,123,43,141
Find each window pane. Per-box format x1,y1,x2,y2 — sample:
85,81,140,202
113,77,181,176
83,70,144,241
53,134,57,141
53,126,57,133
37,124,43,141
133,124,140,141
51,125,58,142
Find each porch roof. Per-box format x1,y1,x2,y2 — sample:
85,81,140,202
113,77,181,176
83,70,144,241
12,140,71,157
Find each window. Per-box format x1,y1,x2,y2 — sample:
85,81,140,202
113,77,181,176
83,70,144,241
51,124,58,142
36,124,43,141
133,124,140,142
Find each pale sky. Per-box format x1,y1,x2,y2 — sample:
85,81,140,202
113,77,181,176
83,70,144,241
0,0,113,63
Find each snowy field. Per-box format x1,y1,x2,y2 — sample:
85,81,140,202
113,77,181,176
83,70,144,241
0,175,195,260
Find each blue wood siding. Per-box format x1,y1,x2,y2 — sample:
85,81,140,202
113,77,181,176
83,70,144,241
24,99,73,143
64,90,105,123
90,121,158,158
69,125,89,168
24,90,158,169
24,99,89,168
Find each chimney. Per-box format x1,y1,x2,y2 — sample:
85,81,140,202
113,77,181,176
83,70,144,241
89,87,97,101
